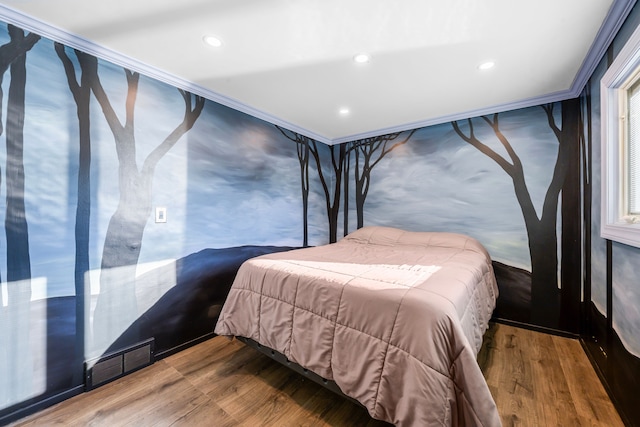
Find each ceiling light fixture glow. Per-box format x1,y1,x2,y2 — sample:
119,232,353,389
478,61,495,70
353,53,370,64
339,107,350,116
203,35,223,48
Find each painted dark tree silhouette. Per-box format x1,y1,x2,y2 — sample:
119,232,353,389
276,126,311,247
5,27,36,289
350,129,417,229
452,99,580,327
557,98,582,333
278,132,346,244
313,142,346,243
0,27,39,285
580,86,593,335
0,25,40,405
342,142,353,236
277,128,417,243
90,67,205,349
55,43,94,381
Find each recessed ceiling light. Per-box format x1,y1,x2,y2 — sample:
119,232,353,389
353,53,370,64
339,107,350,116
478,61,495,70
203,35,223,48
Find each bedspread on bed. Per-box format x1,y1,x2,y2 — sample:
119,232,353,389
214,226,501,426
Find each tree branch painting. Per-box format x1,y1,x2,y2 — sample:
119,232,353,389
452,100,580,327
90,65,205,350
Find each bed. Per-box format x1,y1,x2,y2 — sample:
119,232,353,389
214,226,501,426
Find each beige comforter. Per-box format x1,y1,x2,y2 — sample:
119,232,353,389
214,226,501,426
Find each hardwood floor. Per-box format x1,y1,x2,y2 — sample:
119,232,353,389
477,324,624,427
11,323,624,426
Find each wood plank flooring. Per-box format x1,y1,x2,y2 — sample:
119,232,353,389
477,324,624,427
11,323,624,426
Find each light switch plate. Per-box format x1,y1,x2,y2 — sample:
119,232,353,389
155,207,167,223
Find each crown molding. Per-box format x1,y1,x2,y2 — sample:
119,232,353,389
330,88,576,144
0,4,333,145
570,0,638,97
0,0,636,146
332,0,638,145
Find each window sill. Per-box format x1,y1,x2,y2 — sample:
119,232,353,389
601,221,640,248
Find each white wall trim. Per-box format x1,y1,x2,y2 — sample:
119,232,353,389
601,18,640,248
0,4,333,145
0,1,636,146
571,0,638,98
332,88,577,144
335,0,637,145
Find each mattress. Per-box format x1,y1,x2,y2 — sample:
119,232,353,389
214,226,501,426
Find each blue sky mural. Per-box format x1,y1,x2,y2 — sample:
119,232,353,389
587,13,640,359
581,6,640,423
612,242,640,356
588,61,608,316
0,21,330,414
354,106,561,272
0,21,570,341
3,5,637,420
0,27,328,303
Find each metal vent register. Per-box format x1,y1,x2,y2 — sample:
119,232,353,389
85,338,154,390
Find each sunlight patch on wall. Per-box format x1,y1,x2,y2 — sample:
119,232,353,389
0,278,47,411
85,259,177,365
27,276,50,301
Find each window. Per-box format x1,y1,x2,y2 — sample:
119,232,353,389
601,22,640,248
628,79,640,216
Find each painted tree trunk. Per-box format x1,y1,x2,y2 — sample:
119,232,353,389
55,44,94,382
0,23,39,411
93,170,152,352
299,141,309,247
6,32,31,286
559,97,582,333
343,147,351,237
355,180,366,229
327,144,345,243
89,75,204,354
526,219,561,326
354,147,368,230
5,34,32,403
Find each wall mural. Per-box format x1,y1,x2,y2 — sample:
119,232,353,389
582,4,640,423
288,101,582,331
0,15,591,423
0,24,41,415
0,21,328,419
453,101,581,329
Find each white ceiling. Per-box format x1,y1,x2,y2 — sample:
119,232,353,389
0,0,635,144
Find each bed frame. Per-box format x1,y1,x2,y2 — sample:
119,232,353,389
236,336,364,408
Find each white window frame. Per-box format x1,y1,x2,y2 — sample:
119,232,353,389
602,22,640,248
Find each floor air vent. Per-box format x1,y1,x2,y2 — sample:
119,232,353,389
85,338,154,390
